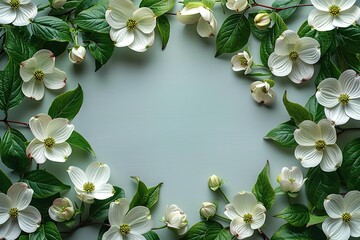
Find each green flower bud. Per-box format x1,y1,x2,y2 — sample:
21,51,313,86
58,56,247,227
208,175,222,191
200,202,217,220
254,13,271,30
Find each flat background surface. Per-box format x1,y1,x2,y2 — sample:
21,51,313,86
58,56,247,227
2,0,360,239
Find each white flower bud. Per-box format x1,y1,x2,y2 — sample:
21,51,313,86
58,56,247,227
277,166,307,197
200,202,217,220
163,204,188,235
208,175,222,191
226,0,248,12
48,197,75,222
254,13,271,30
250,81,276,105
52,0,66,9
231,51,253,75
68,46,86,64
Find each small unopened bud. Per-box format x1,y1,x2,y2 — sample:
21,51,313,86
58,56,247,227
208,175,222,191
48,197,74,222
52,0,66,9
200,202,217,220
69,46,86,64
254,13,271,30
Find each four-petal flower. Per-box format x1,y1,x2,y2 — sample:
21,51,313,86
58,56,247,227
0,0,37,26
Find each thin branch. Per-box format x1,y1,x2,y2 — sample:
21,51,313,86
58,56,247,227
252,3,313,11
0,119,29,128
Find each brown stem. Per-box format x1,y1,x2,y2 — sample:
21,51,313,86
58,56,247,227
252,2,313,11
0,119,29,128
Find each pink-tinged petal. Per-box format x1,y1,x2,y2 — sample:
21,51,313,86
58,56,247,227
92,183,114,200
0,2,16,24
110,27,134,47
325,105,349,125
12,2,37,26
21,79,45,100
344,191,360,214
346,98,360,120
233,191,257,217
0,194,11,224
316,78,342,108
288,60,314,84
0,218,22,240
294,120,321,145
44,142,72,162
334,7,360,28
105,10,127,29
224,204,240,220
295,145,323,168
318,119,337,144
46,118,74,143
230,217,254,239
26,139,46,164
19,57,37,82
250,204,266,229
43,68,67,90
86,162,110,185
108,199,128,227
308,9,335,31
18,206,41,233
125,206,152,234
298,37,321,64
108,0,135,18
320,144,342,172
128,29,154,52
102,226,123,240
134,7,156,34
32,49,55,74
339,69,360,98
67,166,87,190
29,113,51,141
310,0,330,11
7,182,33,211
268,53,292,77
322,217,350,240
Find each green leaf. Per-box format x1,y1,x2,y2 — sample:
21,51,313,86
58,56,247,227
75,0,99,16
130,178,149,209
282,91,312,126
202,0,215,9
272,0,302,20
40,40,69,57
337,48,360,72
48,84,83,121
274,204,310,227
0,128,30,172
306,214,327,227
252,161,275,210
31,194,61,222
143,231,160,240
271,224,326,240
19,235,29,240
156,15,170,50
29,222,62,240
83,32,114,71
181,221,231,240
0,168,12,193
89,186,125,221
0,59,24,112
67,130,96,157
337,24,360,54
248,13,270,40
21,170,70,198
97,222,110,240
146,182,163,210
340,138,360,191
306,166,340,211
31,16,72,42
315,52,340,86
140,0,175,16
74,0,110,33
264,120,297,147
305,95,325,123
215,13,250,57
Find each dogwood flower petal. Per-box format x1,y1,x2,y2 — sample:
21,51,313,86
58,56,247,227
22,79,45,100
325,105,349,125
0,2,16,24
67,166,87,190
109,199,128,226
0,218,22,240
345,191,360,214
318,119,336,144
197,14,214,37
294,121,321,145
133,7,156,34
102,226,122,240
230,218,253,239
108,0,135,18
18,206,41,233
0,194,11,224
233,192,257,216
29,114,51,141
125,206,152,233
310,0,329,11
26,139,46,163
298,37,321,64
250,204,266,229
19,58,37,82
316,78,342,108
46,118,74,143
12,2,37,26
324,194,345,218
320,144,342,172
86,162,110,186
308,9,335,31
176,5,201,24
323,217,350,240
92,183,114,200
43,68,67,90
295,145,323,168
268,53,292,77
44,142,72,162
287,60,314,83
349,217,360,237
111,27,135,47
333,7,360,28
128,29,154,52
8,182,32,211
33,49,55,74
339,69,360,99
224,204,240,220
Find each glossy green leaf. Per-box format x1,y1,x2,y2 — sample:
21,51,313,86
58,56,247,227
283,91,312,126
305,95,325,123
315,52,340,86
340,138,360,191
143,231,160,240
129,178,163,210
306,214,327,227
181,221,231,240
337,48,360,72
31,16,72,42
215,13,250,57
0,168,12,193
274,204,310,227
31,194,61,222
48,84,83,121
264,120,297,147
271,224,326,240
67,130,96,157
140,0,175,16
29,222,62,240
75,0,110,33
21,170,70,198
252,161,275,210
146,183,163,210
156,15,170,50
272,0,302,20
337,24,360,54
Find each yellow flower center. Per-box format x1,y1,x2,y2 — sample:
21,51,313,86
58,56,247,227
243,213,253,224
289,178,295,183
9,208,19,218
120,224,131,235
261,86,268,93
126,19,137,30
239,57,248,66
338,94,350,105
10,0,20,9
83,182,95,193
34,70,45,81
288,51,299,61
342,212,352,222
44,138,55,148
315,140,326,151
329,5,341,17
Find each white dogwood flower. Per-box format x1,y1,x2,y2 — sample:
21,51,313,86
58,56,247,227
294,119,342,172
102,198,152,240
67,162,114,203
268,30,321,84
316,69,360,125
231,51,253,75
322,191,360,240
163,204,188,235
225,191,266,239
177,3,217,38
48,197,75,222
20,49,67,100
308,0,360,31
0,183,41,240
277,166,306,197
105,0,156,52
27,113,74,164
0,0,37,26
69,46,86,64
250,81,276,105
226,0,248,12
